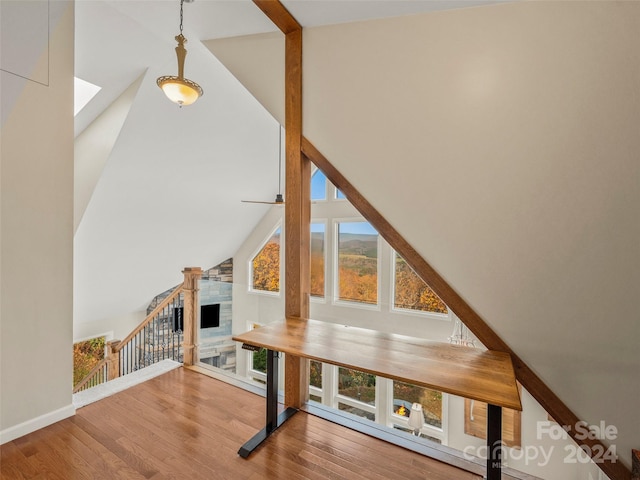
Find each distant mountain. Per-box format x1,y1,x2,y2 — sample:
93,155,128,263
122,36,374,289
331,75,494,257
339,233,378,258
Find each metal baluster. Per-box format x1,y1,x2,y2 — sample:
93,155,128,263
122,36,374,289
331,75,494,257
170,300,175,360
158,310,163,362
172,298,175,359
162,309,166,360
146,324,149,368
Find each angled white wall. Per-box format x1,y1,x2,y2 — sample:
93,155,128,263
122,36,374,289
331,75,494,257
1,1,75,443
204,32,285,126
301,2,640,469
74,73,144,232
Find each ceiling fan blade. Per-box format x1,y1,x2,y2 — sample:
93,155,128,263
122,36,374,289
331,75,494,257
241,200,285,205
241,193,285,205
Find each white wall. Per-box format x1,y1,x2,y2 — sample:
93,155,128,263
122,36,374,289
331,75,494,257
73,309,146,344
302,1,639,470
0,1,75,443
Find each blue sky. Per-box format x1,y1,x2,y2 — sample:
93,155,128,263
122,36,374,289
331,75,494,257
339,222,377,235
311,169,326,200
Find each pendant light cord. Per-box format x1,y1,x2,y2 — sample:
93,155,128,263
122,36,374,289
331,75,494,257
179,0,184,34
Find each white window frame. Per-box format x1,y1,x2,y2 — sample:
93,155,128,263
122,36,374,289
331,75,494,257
334,186,347,201
245,323,267,383
384,377,448,444
334,365,377,421
248,222,283,297
310,218,328,302
309,363,448,444
332,218,381,310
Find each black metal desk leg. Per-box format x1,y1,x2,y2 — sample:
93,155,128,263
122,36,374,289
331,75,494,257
266,349,278,433
238,349,298,458
486,404,502,480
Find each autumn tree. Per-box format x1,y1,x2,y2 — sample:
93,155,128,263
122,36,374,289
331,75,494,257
394,255,447,314
310,253,324,297
73,336,106,386
252,241,280,292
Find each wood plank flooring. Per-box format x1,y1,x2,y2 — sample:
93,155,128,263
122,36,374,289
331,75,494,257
1,368,480,479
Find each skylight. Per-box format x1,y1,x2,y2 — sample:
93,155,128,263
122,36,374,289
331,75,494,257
74,76,101,116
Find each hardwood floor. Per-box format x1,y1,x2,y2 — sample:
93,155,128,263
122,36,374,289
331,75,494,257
1,368,480,479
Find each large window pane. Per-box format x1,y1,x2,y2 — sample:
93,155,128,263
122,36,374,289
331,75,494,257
394,253,447,314
393,380,442,428
251,227,281,293
337,222,378,304
310,223,325,297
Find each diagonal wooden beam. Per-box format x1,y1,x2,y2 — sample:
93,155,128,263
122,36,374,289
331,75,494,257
301,137,631,480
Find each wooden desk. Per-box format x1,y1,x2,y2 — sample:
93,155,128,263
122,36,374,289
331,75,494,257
233,317,522,479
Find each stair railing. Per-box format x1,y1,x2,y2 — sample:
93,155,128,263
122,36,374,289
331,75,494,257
115,282,185,378
73,267,203,393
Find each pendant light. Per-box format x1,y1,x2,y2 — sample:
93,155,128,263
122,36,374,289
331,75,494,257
156,0,203,107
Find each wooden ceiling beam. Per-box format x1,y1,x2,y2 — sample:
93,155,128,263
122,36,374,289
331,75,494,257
253,0,301,34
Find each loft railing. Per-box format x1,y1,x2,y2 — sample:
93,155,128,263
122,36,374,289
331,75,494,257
73,267,203,394
116,283,185,377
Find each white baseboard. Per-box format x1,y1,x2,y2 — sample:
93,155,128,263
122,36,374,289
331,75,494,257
0,404,76,445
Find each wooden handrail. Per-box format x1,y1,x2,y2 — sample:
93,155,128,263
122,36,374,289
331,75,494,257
114,282,184,353
73,358,108,393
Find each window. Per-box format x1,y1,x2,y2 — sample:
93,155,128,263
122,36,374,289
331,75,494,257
309,360,323,402
251,348,267,377
336,221,379,304
251,227,281,293
311,169,327,201
310,222,325,298
336,188,347,200
393,252,448,314
393,380,443,429
247,324,267,384
338,367,376,421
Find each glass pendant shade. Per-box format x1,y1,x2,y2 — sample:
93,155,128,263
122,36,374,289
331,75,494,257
157,76,202,106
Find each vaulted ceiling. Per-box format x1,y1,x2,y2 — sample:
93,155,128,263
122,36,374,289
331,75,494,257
73,0,506,325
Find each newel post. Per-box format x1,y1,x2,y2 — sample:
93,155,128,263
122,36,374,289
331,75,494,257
106,340,121,381
182,267,203,366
